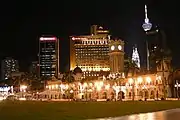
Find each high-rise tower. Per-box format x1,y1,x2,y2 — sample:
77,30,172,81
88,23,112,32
70,25,110,80
39,36,60,79
142,5,152,32
132,45,140,68
142,5,152,71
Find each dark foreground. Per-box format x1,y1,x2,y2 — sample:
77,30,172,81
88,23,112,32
1,101,180,120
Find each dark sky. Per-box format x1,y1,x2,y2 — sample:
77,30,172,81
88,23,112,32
0,1,179,71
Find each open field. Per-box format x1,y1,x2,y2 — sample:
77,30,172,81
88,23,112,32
1,101,180,120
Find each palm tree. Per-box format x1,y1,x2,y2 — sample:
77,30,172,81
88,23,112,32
124,57,140,101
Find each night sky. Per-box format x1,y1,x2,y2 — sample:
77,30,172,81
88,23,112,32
0,1,179,72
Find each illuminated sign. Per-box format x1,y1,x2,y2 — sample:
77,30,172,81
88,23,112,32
71,37,87,41
40,37,57,41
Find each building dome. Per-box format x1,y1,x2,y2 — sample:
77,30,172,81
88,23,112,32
73,66,82,74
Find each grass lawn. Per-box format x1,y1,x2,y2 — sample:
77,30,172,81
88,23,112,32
1,100,180,120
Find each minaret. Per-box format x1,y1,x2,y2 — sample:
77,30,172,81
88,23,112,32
142,5,152,31
132,45,140,68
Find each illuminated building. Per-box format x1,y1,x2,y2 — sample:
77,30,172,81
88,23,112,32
1,57,19,80
70,25,110,79
109,39,124,74
41,74,164,100
132,45,140,68
39,36,60,79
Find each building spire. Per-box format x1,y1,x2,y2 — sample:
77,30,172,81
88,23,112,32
144,5,149,23
142,4,152,31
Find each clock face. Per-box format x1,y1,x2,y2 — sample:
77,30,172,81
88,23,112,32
111,45,115,50
118,45,122,50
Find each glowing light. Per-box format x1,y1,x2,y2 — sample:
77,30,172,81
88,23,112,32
60,84,65,89
118,45,122,50
99,81,103,86
72,37,75,40
175,81,180,88
137,77,143,84
128,78,133,85
40,37,57,41
65,84,69,89
80,66,110,72
97,86,101,91
70,90,73,93
105,84,110,90
20,85,27,92
94,82,98,87
146,76,151,83
71,37,87,41
142,5,152,31
0,86,11,92
89,83,93,87
111,45,115,50
83,83,88,87
19,98,26,101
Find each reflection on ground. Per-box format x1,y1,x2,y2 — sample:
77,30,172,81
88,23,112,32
89,109,180,120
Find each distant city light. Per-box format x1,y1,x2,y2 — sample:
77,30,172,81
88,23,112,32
72,37,75,40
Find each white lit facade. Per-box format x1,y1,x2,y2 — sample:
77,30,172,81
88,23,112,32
132,46,140,68
1,57,19,80
41,74,164,100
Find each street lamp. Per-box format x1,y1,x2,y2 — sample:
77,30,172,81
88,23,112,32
20,85,27,92
128,78,135,101
174,80,180,100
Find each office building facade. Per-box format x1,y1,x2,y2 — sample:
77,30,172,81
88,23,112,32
39,36,59,79
70,25,112,79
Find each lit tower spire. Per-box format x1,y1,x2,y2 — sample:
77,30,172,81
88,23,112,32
142,5,152,31
132,45,140,68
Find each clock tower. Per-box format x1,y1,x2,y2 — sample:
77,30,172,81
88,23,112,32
109,39,124,74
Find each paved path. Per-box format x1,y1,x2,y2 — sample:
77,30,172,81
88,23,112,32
89,109,180,120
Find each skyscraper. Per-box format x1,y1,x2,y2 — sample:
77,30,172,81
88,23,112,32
1,57,19,80
132,45,140,68
38,36,60,79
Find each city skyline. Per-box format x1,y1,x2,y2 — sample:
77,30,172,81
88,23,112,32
0,1,179,72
